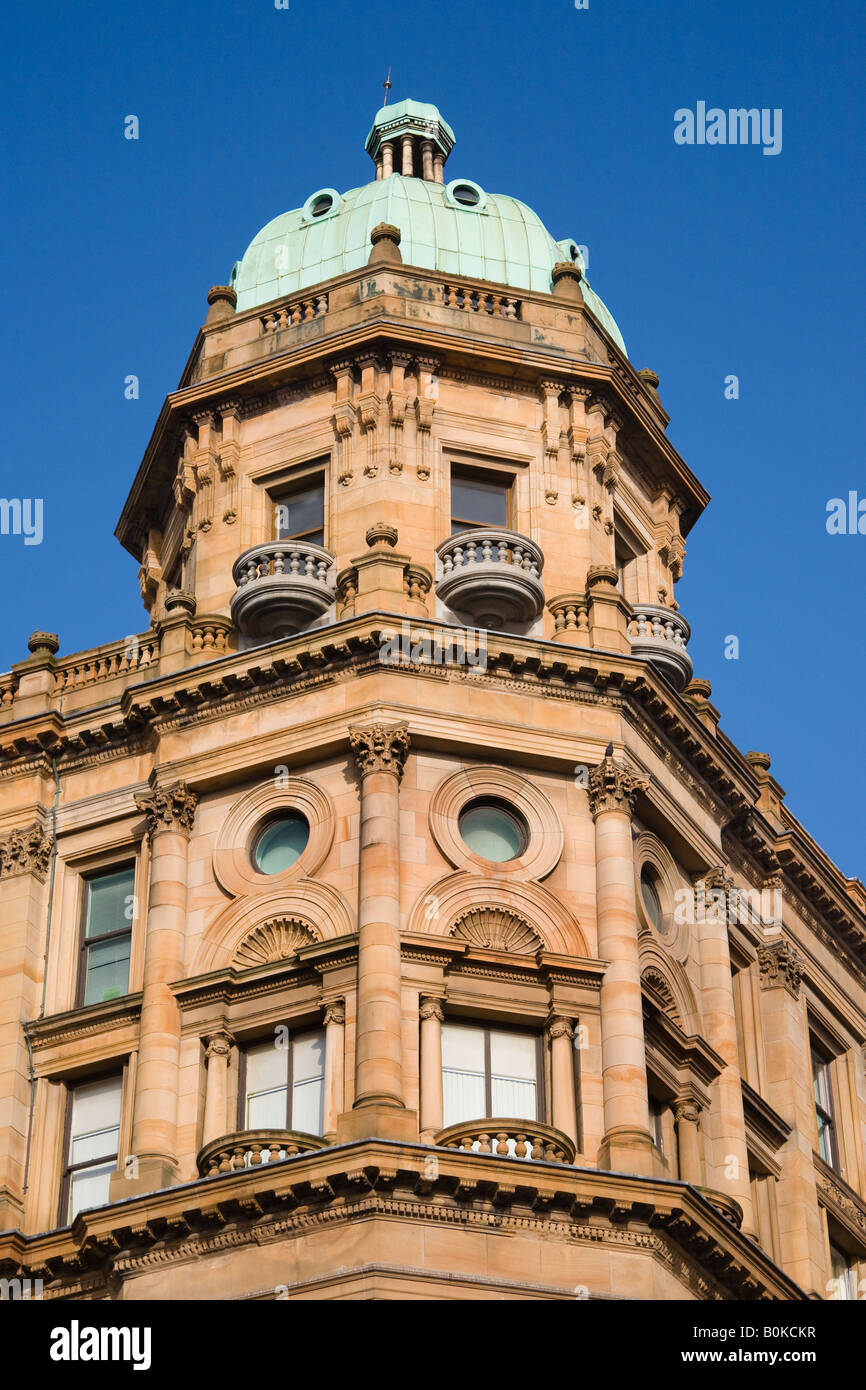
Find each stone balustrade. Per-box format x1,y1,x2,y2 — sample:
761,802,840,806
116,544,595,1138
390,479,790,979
436,528,544,626
260,294,329,333
197,1129,328,1177
190,616,233,656
442,285,520,319
435,1118,576,1165
627,603,692,691
53,633,158,694
231,540,336,641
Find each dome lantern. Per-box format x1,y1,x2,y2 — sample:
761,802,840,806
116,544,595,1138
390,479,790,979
364,98,455,182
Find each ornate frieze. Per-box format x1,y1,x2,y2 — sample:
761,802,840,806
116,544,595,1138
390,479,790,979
0,821,53,880
348,723,410,781
587,754,648,820
134,780,199,838
757,938,803,998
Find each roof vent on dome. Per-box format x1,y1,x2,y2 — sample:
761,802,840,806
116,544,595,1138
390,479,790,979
365,98,456,182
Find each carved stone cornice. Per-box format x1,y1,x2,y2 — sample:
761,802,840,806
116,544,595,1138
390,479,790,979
0,821,53,880
419,996,444,1023
134,780,199,838
587,755,648,820
814,1155,866,1242
757,938,803,998
348,723,410,781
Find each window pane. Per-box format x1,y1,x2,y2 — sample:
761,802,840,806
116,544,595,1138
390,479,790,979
451,476,508,529
274,482,324,540
292,1029,325,1083
491,1076,537,1120
246,1088,287,1129
442,1023,485,1071
490,1030,537,1081
69,1076,122,1150
84,867,135,939
246,1039,287,1094
83,934,131,1005
292,1078,324,1135
69,1162,115,1221
443,1069,486,1127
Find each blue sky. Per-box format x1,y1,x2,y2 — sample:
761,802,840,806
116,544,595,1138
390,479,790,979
2,0,864,876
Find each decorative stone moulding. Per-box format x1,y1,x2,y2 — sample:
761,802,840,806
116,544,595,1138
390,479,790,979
211,777,335,898
230,540,336,640
435,528,544,626
408,871,588,958
633,831,691,962
194,885,354,974
0,821,54,880
627,602,692,691
428,765,563,880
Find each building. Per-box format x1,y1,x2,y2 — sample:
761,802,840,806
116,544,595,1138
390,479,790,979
1,98,865,1302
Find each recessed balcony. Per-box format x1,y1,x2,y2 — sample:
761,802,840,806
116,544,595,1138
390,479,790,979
231,541,336,641
435,528,545,626
627,603,692,691
197,1128,328,1177
435,1118,575,1164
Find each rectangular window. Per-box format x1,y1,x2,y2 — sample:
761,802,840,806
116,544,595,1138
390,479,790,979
241,1028,325,1135
450,468,511,535
273,478,325,545
441,1021,540,1127
79,865,135,1006
649,1094,665,1154
811,1044,838,1169
829,1243,858,1301
62,1074,122,1223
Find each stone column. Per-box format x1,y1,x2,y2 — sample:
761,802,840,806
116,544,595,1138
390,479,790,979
0,820,53,1230
420,139,435,181
201,1031,234,1146
401,134,413,175
322,999,346,1140
674,1098,704,1185
547,1015,578,1148
337,724,417,1142
589,753,654,1175
381,141,394,177
757,937,827,1294
124,780,198,1193
694,866,755,1233
433,151,445,183
419,996,444,1143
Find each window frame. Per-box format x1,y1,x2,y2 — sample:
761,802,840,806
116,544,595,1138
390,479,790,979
449,463,515,535
58,1071,123,1226
75,861,136,1009
237,1026,326,1134
810,1041,838,1170
269,471,326,547
440,1018,546,1124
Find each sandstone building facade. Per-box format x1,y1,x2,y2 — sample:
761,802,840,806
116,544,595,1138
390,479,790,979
1,100,865,1301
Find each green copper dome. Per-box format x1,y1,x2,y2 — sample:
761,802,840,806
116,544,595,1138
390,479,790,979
230,103,627,356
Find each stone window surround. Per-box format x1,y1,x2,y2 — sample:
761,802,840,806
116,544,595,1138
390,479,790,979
428,764,563,881
212,776,335,898
633,829,691,962
258,453,330,547
53,837,147,1016
438,444,532,541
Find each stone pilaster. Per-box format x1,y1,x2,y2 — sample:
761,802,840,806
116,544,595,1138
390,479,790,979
419,996,444,1143
547,1014,578,1148
589,755,654,1174
120,780,198,1195
322,999,346,1140
337,725,417,1142
201,1031,234,1146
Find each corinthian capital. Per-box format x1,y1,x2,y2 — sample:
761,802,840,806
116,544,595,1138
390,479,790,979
0,822,54,881
420,996,444,1023
348,723,410,781
587,755,648,820
546,1014,575,1042
204,1030,234,1061
134,780,199,838
757,938,803,998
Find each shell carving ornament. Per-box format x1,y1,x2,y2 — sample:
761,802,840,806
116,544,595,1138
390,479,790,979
450,907,541,954
234,918,320,968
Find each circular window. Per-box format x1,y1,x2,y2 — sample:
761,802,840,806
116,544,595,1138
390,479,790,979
254,813,310,874
302,188,342,222
445,178,486,212
640,867,663,930
458,799,527,863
